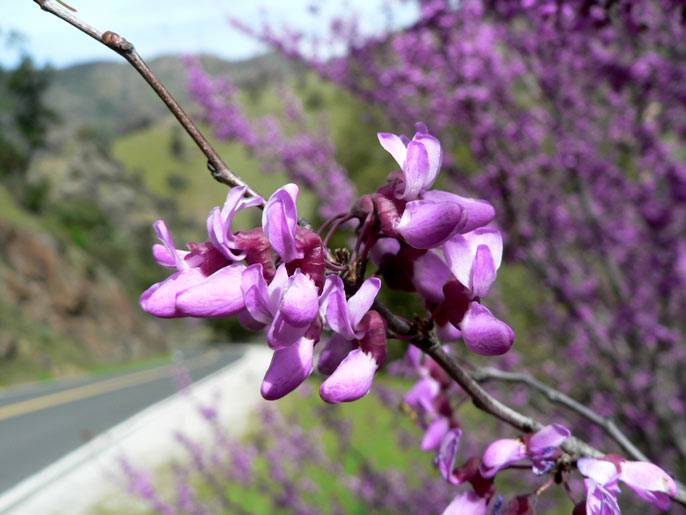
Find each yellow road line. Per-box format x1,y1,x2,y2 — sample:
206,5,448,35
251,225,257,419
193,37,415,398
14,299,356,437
0,350,220,422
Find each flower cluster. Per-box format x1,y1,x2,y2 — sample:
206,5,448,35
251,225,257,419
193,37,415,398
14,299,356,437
141,182,384,403
141,126,513,404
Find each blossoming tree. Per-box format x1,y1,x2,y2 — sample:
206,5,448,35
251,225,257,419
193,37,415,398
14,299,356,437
33,0,685,512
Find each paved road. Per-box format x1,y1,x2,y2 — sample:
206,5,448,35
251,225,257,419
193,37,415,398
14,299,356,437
0,347,243,494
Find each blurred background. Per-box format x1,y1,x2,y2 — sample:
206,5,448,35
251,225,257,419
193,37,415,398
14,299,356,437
2,1,686,513
0,0,417,384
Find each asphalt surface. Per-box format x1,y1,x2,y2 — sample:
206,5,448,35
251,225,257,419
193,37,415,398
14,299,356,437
0,347,244,494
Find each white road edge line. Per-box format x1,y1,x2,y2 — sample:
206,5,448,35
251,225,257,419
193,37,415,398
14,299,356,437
0,345,272,515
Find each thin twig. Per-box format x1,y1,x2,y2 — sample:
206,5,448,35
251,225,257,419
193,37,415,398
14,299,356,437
33,0,263,201
472,366,650,462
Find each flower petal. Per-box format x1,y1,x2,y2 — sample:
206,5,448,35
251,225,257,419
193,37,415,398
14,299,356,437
528,424,571,455
279,271,319,327
325,280,357,340
471,245,497,297
435,428,462,482
578,458,620,485
399,140,430,200
480,438,526,478
176,264,246,318
319,349,377,403
422,417,450,451
396,200,466,249
442,491,488,515
347,277,382,330
414,133,442,190
318,334,357,375
262,183,302,263
404,376,440,416
152,243,186,268
139,268,206,318
378,132,408,169
619,461,677,510
436,321,463,342
413,250,451,302
153,220,187,270
260,338,314,400
423,190,496,233
241,264,272,325
584,479,621,515
460,302,515,356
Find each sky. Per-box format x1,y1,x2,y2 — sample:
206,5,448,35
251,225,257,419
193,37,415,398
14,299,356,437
1,0,417,69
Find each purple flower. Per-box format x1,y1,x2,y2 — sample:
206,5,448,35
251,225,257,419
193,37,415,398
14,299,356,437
373,124,495,249
140,220,246,318
578,455,678,512
207,185,264,260
263,183,302,263
318,276,387,403
378,124,443,200
480,423,571,478
442,491,487,515
443,227,503,298
241,263,320,350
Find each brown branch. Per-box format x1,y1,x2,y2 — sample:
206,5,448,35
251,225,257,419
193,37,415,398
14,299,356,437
32,0,263,201
472,366,651,462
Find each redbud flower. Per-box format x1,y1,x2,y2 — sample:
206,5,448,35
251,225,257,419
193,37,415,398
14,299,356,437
480,424,571,478
578,455,678,512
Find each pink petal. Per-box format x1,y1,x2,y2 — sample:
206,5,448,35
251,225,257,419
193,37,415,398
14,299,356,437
153,220,187,270
262,183,302,263
471,245,497,297
620,461,677,510
435,428,462,481
423,190,496,233
152,243,186,268
396,200,466,249
175,264,246,318
528,424,571,454
584,479,621,515
317,334,356,375
399,140,430,200
347,277,382,329
413,250,451,302
139,268,206,318
460,302,515,356
319,349,377,403
414,133,442,190
480,438,526,478
378,132,408,169
279,271,319,327
444,228,503,293
325,281,357,340
261,338,314,400
578,458,621,485
442,492,488,515
421,417,450,451
241,264,272,325
436,321,463,342
370,237,401,266
404,377,440,415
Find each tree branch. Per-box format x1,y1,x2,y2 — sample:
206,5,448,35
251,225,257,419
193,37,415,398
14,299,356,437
472,366,651,462
373,299,686,506
32,0,263,201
